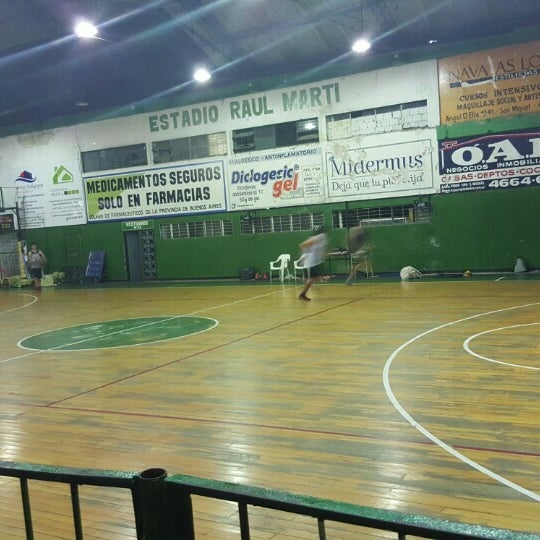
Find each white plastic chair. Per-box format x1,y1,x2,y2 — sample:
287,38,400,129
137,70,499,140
293,254,309,281
269,254,291,282
347,249,374,282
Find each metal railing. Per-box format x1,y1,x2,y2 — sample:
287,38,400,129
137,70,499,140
1,461,538,540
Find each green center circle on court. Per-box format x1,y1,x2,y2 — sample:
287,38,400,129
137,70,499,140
19,316,218,351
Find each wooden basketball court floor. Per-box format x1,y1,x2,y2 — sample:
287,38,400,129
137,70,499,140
0,274,539,539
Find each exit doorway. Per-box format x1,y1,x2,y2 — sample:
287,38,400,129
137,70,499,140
124,229,157,282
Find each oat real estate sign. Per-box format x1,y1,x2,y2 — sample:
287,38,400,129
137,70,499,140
439,129,540,193
439,40,540,124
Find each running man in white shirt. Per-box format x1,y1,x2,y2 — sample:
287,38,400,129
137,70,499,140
298,226,328,301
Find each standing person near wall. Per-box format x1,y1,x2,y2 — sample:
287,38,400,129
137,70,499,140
345,226,372,285
298,226,328,301
28,242,46,292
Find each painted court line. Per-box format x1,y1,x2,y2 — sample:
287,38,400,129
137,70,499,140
0,293,38,315
0,286,298,364
464,322,540,371
17,316,219,352
47,294,363,407
383,302,540,503
28,402,540,459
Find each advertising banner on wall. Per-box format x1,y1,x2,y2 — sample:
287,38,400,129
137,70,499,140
439,129,540,193
84,160,227,222
226,147,324,211
74,61,439,150
0,129,87,229
439,40,540,124
15,165,86,229
325,135,436,201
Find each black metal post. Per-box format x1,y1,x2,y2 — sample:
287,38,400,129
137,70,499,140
19,477,34,540
132,467,168,540
317,517,327,540
70,482,84,540
238,501,250,540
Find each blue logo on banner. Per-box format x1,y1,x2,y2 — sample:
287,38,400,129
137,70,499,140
16,170,37,183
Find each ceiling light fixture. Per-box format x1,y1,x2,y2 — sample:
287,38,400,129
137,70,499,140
193,68,211,83
74,20,99,39
351,38,371,54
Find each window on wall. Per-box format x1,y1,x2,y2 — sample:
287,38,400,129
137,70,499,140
240,212,324,234
326,100,427,140
160,219,233,239
81,144,147,173
332,202,431,228
152,132,227,164
232,118,319,154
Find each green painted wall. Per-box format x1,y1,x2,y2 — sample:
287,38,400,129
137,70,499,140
25,184,540,281
26,222,127,281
